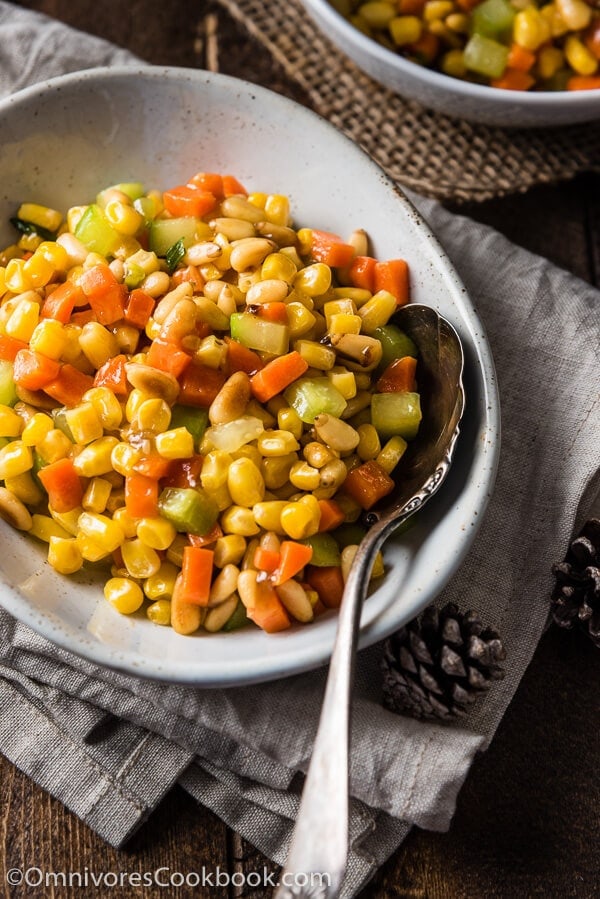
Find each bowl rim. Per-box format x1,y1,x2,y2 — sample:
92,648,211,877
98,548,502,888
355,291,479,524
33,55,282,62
302,0,600,107
0,65,501,686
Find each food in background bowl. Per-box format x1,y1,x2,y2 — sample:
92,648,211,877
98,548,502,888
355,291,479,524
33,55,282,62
332,0,600,91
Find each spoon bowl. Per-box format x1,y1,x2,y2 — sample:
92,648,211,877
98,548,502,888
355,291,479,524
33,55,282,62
276,304,465,898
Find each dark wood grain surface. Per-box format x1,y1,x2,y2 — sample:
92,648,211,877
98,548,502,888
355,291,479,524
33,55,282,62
3,2,600,897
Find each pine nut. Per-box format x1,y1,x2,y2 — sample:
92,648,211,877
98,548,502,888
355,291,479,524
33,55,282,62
153,282,193,323
276,579,314,623
209,372,252,425
0,486,33,530
125,363,180,405
184,241,222,266
255,222,298,247
330,333,383,370
204,594,240,632
209,563,240,605
210,217,256,241
159,298,198,341
230,238,276,272
313,413,360,453
220,196,266,223
142,270,171,298
245,279,289,305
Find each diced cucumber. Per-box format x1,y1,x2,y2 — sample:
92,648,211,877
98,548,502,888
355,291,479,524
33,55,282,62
169,405,209,449
463,34,509,79
373,324,418,371
74,204,121,257
0,361,17,407
371,391,422,440
300,533,341,567
97,182,145,205
149,217,211,257
332,522,367,548
470,0,515,40
158,487,219,536
229,313,290,355
284,378,347,424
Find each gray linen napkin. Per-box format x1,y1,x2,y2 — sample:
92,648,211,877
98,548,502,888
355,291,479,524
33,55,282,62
1,4,599,896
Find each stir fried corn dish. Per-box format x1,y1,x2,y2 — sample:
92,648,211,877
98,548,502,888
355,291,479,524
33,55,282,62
0,172,422,635
333,0,600,91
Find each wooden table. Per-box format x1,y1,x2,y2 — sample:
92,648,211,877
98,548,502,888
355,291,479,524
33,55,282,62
3,2,600,896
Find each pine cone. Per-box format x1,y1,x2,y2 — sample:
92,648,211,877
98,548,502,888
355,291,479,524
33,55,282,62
550,518,600,648
381,603,506,721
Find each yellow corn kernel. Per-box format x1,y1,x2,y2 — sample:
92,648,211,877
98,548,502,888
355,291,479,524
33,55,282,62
17,203,63,233
50,506,83,536
293,263,332,297
37,428,72,463
257,430,300,457
0,441,32,479
82,477,112,513
296,228,312,256
112,507,139,538
82,387,123,431
76,532,110,562
125,387,151,423
29,513,70,542
303,441,337,469
232,443,263,469
564,35,598,75
48,536,83,575
556,0,592,28
357,423,382,461
136,517,177,551
201,451,233,491
248,399,277,426
146,598,172,626
220,505,260,536
280,496,321,540
389,15,422,45
327,367,357,400
28,319,67,360
121,538,161,578
79,321,120,369
294,339,337,371
227,457,265,507
328,312,362,336
513,7,551,50
133,398,171,434
72,436,119,477
104,577,144,614
127,248,160,275
4,471,43,506
289,461,321,491
537,45,564,79
5,297,40,341
36,241,68,272
261,452,297,489
204,482,232,512
376,435,408,473
247,191,267,210
261,252,298,283
78,511,125,553
144,561,179,600
277,407,303,441
213,534,247,568
263,194,291,227
357,290,397,334
441,48,467,78
104,200,143,236
359,1,396,27
424,0,453,19
113,323,140,355
155,427,194,460
21,251,53,289
64,404,104,445
252,500,287,534
286,301,316,339
0,405,23,437
539,2,569,37
4,259,29,293
195,334,228,369
445,12,469,32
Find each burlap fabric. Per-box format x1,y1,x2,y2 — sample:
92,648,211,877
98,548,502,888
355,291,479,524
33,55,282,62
216,0,600,202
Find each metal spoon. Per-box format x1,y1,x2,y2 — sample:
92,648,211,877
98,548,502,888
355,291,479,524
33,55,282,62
274,304,465,899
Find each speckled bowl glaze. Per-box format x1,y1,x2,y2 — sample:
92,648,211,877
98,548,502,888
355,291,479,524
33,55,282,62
301,0,600,127
0,66,499,685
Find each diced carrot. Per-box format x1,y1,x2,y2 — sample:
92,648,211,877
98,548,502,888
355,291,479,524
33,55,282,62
376,356,417,393
132,453,174,480
455,0,479,11
178,362,226,408
124,288,156,329
271,540,314,587
584,21,600,59
349,255,377,292
224,337,264,376
304,565,345,609
162,185,217,218
78,264,127,325
70,310,97,326
310,230,355,268
44,364,94,407
244,578,291,633
41,281,85,323
342,460,395,510
146,338,192,378
398,0,426,12
567,76,600,90
162,455,204,489
170,264,204,291
506,43,536,72
13,349,61,391
374,259,410,306
406,31,440,64
37,458,84,513
188,522,223,547
253,545,281,573
0,335,28,362
125,473,158,519
178,546,214,606
249,351,308,403
187,172,224,198
222,174,248,197
255,302,289,324
490,69,535,91
93,354,129,395
317,499,346,533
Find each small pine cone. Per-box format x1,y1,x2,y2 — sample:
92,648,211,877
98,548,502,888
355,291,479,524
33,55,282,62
550,518,600,648
381,603,506,721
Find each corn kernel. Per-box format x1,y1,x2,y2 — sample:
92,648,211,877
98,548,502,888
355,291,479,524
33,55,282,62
280,496,321,540
17,203,63,233
82,477,112,513
357,423,381,461
537,45,564,79
213,534,247,568
201,451,233,491
143,561,179,600
48,536,83,574
296,228,312,256
64,404,104,445
264,194,291,227
0,405,23,437
50,506,83,536
79,321,120,369
295,339,337,370
389,15,422,45
359,1,396,28
328,312,362,336
29,513,70,542
227,457,265,507
289,461,321,491
104,200,143,236
261,452,297,489
146,598,172,625
5,297,40,341
556,0,591,28
277,407,303,441
251,500,288,534
293,263,332,297
286,301,316,339
36,241,68,271
28,319,67,361
441,49,468,78
78,511,124,553
76,532,110,562
82,387,123,431
112,507,139,538
261,252,298,283
376,435,408,473
133,398,171,433
257,430,300,457
327,367,357,399
23,251,55,288
121,538,161,578
357,290,397,333
540,3,570,37
136,517,177,551
37,428,72,463
4,471,43,506
4,259,29,293
155,427,194,460
513,7,551,50
0,441,32,479
104,577,144,614
220,505,260,536
73,436,119,477
564,35,598,75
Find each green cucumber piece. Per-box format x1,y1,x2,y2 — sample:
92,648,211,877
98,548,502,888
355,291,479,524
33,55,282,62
97,182,145,205
0,361,18,407
470,0,515,40
371,391,422,440
158,487,219,536
300,533,341,567
149,217,204,256
463,33,509,79
169,405,209,449
74,204,121,257
283,378,347,424
373,324,418,371
229,313,290,355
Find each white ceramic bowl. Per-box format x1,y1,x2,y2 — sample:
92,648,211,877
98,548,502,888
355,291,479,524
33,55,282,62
0,66,499,685
302,0,600,127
